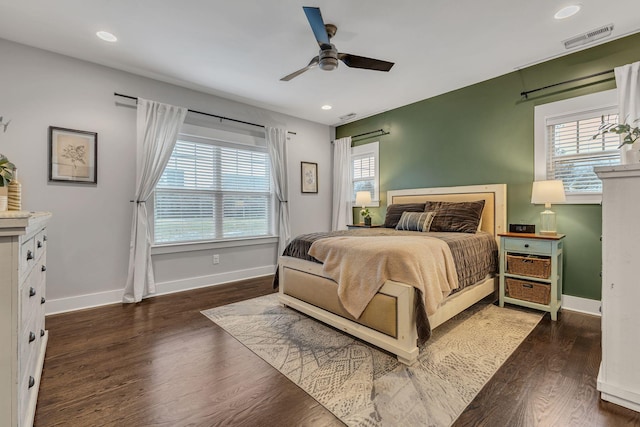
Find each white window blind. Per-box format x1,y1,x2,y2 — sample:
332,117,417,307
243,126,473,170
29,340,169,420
546,113,620,194
352,154,375,197
351,141,379,204
154,139,273,244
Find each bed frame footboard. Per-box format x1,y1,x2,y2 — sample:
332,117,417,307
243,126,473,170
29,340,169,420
279,256,420,364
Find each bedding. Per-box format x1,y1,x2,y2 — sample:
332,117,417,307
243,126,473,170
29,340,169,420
309,234,459,319
276,228,498,289
274,228,498,342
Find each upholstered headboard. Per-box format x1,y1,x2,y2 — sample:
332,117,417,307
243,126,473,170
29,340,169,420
387,184,506,242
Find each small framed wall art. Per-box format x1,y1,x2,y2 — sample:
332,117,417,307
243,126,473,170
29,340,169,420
48,126,97,184
301,161,318,193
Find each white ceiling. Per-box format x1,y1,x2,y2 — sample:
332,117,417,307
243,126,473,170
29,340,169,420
1,1,638,126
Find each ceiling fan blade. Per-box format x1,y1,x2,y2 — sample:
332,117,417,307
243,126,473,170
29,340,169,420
338,53,394,72
303,6,331,48
280,56,320,81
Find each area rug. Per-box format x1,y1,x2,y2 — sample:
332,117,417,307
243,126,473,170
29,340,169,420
202,294,542,426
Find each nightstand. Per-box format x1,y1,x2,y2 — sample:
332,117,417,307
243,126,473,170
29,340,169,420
347,224,382,229
498,232,565,320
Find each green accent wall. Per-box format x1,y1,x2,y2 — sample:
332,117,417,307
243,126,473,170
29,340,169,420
337,33,640,301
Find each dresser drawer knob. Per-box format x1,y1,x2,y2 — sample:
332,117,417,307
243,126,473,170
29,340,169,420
524,244,529,248
29,287,36,297
26,250,33,261
41,297,46,305
37,240,42,248
28,376,35,388
29,331,36,343
41,265,47,272
40,329,45,337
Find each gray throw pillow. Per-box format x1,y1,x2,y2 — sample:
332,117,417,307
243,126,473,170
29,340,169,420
424,200,485,233
383,203,426,228
395,211,436,232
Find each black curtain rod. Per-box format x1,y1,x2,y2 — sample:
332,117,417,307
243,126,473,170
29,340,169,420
114,92,296,135
332,128,389,143
520,69,614,98
352,128,389,139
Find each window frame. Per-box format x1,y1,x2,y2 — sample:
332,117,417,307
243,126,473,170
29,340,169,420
351,141,380,207
151,125,276,248
534,89,618,204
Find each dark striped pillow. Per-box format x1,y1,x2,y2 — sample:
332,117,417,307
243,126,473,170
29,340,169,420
425,200,485,233
395,211,436,232
383,203,426,228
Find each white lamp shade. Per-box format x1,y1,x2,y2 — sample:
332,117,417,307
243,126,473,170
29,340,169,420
531,180,566,205
355,191,372,206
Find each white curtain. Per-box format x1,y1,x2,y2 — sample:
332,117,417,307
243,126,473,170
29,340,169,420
123,99,187,303
331,136,352,230
615,61,640,164
265,127,291,256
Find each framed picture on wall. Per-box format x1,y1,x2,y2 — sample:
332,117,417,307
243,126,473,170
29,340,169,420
301,161,318,193
48,126,98,184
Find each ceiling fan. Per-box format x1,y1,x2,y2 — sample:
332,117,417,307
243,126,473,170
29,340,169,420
280,6,395,81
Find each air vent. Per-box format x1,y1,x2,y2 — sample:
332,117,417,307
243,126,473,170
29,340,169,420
563,24,614,49
339,112,357,121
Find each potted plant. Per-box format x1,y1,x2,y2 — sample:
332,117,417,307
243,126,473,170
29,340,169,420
0,154,14,187
0,154,14,211
594,117,640,147
360,207,371,226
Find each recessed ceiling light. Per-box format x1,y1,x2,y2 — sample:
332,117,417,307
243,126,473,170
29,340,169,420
96,31,118,42
554,5,581,20
321,105,332,110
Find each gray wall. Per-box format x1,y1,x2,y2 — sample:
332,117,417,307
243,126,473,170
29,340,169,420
0,39,332,312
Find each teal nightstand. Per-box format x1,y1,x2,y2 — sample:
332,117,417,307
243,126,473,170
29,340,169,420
498,232,565,320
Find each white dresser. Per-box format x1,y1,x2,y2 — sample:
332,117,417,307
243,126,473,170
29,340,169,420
595,164,640,412
0,211,51,427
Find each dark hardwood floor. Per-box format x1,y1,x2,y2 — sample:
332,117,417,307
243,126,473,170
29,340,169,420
36,277,640,426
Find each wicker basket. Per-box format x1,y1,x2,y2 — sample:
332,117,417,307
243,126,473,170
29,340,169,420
505,278,550,305
506,254,551,279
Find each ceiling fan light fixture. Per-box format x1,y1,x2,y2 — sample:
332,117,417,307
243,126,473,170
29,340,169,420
319,44,339,71
321,105,332,110
554,5,581,20
319,58,338,71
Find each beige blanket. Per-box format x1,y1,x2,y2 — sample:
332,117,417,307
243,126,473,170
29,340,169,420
308,235,459,320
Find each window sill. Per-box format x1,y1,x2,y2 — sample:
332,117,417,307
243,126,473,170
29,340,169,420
564,193,603,205
352,200,381,208
151,236,279,255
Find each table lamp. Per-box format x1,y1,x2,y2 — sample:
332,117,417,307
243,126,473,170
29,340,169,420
531,180,566,235
355,191,372,224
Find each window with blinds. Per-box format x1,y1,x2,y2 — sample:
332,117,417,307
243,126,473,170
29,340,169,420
353,154,375,197
535,89,620,203
154,139,273,244
546,113,620,194
351,141,380,204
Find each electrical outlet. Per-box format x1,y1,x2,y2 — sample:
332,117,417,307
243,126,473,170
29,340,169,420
213,254,220,264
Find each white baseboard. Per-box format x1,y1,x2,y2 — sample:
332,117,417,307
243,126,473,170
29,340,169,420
562,294,601,316
46,288,124,315
598,364,640,412
47,272,601,318
153,265,275,297
46,265,276,315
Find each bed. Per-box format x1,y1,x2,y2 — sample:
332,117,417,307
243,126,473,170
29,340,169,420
277,184,507,364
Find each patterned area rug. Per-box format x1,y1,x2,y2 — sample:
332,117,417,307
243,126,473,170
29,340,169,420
202,294,542,426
